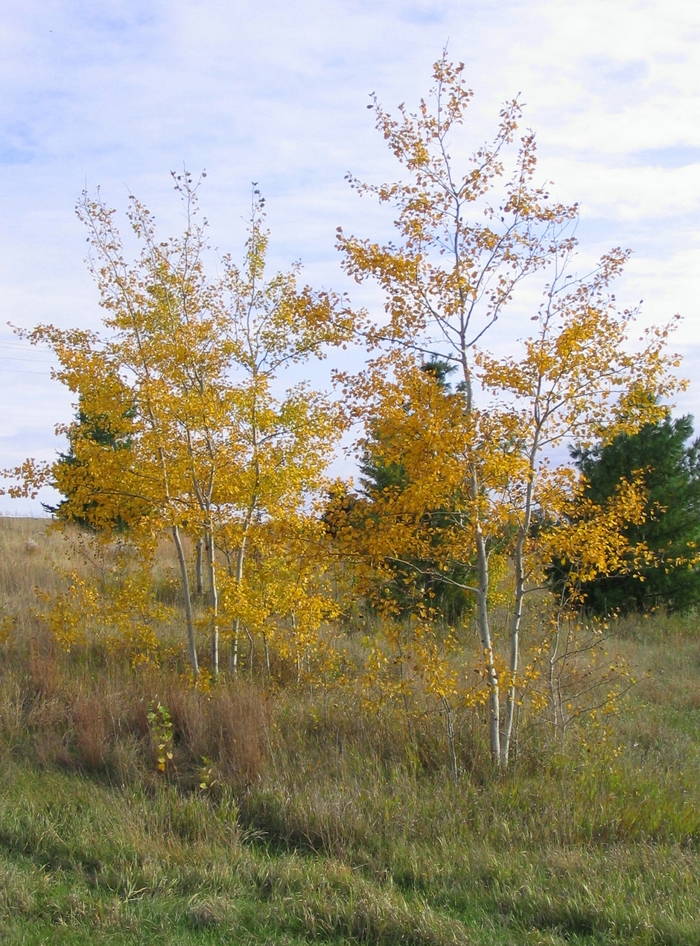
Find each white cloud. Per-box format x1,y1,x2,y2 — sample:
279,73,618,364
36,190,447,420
1,0,698,512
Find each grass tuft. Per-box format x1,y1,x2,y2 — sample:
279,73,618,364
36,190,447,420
2,515,700,943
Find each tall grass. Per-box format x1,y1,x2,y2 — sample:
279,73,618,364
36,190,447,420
1,515,700,944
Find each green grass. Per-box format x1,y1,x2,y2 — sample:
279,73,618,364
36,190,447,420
1,763,699,946
2,516,700,943
2,694,700,945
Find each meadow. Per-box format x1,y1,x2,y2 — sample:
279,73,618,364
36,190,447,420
1,515,700,945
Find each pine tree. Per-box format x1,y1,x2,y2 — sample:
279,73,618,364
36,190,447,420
43,396,143,532
357,359,474,625
573,413,700,614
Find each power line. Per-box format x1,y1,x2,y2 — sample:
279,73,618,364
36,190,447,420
0,342,52,351
0,356,55,364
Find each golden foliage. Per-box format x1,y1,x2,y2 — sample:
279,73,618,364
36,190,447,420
332,55,684,765
0,60,687,774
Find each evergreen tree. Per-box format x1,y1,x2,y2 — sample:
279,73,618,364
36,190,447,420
43,397,145,532
573,413,700,614
357,359,475,625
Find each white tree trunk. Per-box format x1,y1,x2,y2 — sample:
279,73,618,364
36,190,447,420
205,526,219,676
475,530,500,764
172,524,198,677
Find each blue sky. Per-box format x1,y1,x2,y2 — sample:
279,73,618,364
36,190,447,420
2,0,699,512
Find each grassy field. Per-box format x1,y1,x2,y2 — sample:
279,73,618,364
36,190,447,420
1,516,700,944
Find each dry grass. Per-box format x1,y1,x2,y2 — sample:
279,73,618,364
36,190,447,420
2,514,700,944
0,517,65,636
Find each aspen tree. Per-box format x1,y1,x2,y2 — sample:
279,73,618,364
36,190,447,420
5,175,353,676
207,188,351,673
336,57,684,765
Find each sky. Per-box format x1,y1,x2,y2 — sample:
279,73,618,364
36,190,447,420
1,0,699,513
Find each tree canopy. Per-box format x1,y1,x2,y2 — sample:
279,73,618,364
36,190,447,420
572,413,700,614
7,175,353,677
1,58,688,769
332,56,684,765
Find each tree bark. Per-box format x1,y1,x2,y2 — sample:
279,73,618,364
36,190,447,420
475,530,500,764
195,537,204,595
502,433,540,765
502,537,525,765
205,526,219,677
172,524,198,677
229,538,247,674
